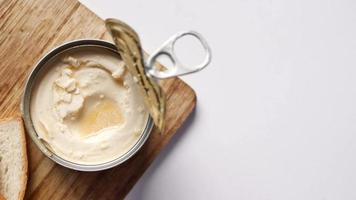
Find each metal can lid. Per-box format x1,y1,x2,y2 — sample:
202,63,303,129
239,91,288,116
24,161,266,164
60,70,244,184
105,19,212,132
106,19,166,131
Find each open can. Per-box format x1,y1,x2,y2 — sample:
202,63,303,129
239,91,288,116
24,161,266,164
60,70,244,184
21,19,211,171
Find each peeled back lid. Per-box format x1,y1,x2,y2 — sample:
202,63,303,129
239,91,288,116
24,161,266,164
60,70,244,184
105,18,166,132
106,18,213,133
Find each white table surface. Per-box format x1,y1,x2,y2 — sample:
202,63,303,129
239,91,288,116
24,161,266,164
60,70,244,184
80,0,356,199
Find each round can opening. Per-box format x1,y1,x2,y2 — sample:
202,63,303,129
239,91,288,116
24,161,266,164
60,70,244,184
21,39,153,171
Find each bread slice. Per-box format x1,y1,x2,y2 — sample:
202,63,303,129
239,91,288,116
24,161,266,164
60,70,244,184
0,118,28,200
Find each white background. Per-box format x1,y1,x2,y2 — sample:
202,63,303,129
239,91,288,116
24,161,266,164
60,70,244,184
80,0,356,199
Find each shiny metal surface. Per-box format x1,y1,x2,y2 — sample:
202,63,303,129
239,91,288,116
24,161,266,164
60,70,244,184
146,31,212,79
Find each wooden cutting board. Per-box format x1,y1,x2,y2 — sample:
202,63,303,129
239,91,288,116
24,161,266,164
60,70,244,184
0,0,196,199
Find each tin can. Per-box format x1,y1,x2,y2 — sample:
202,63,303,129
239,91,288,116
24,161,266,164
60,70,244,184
21,39,154,171
22,19,211,171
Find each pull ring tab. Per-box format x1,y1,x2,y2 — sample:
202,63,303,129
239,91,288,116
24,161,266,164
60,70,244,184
146,31,212,79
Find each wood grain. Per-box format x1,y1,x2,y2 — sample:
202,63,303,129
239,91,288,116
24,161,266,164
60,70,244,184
0,0,196,199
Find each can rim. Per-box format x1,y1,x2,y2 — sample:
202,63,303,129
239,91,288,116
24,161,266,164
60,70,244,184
21,39,154,171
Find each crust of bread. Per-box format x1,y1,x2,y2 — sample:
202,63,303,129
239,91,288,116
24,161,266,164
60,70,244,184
0,117,28,200
0,194,6,200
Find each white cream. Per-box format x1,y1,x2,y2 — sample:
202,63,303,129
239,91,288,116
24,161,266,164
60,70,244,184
30,47,149,165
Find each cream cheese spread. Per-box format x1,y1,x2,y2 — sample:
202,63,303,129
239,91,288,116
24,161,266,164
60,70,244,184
30,47,149,164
